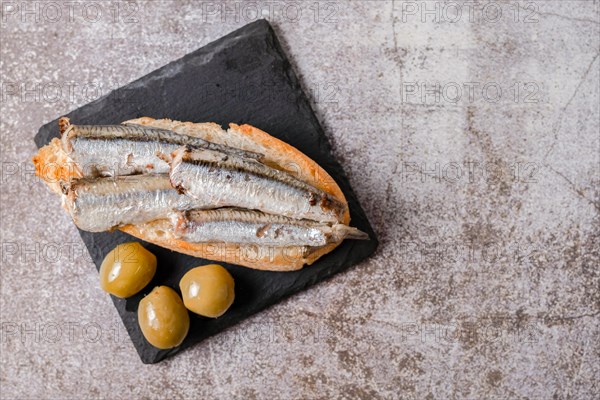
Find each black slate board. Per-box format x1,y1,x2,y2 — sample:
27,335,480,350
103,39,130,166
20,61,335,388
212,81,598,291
34,20,378,364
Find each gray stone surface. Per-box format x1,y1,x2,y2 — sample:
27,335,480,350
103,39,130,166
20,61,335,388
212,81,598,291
1,1,598,399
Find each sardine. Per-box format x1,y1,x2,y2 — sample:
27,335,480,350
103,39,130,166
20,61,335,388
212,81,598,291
64,174,206,232
175,208,368,247
61,121,263,177
169,146,347,223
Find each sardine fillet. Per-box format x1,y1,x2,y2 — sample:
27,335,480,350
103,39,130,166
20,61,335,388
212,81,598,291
65,174,207,232
176,209,368,247
169,146,347,223
61,119,263,177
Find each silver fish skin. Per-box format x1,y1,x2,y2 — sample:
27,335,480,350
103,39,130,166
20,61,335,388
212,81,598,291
65,174,205,232
169,146,347,223
175,209,368,247
62,124,263,177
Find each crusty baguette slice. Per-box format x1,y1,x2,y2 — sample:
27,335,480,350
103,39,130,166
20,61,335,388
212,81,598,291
33,118,351,271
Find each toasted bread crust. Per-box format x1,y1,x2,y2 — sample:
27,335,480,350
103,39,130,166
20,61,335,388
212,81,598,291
34,118,349,271
32,137,82,194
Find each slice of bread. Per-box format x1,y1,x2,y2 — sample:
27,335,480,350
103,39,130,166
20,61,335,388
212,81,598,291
33,118,350,271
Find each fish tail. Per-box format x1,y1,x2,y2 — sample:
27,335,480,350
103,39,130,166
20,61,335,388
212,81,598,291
332,225,369,242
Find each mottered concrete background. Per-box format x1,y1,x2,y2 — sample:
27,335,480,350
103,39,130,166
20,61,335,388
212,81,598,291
1,1,598,399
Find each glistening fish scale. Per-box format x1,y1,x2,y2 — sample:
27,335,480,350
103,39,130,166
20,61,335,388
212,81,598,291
71,138,177,176
73,124,262,159
176,209,368,247
64,123,262,178
67,175,204,232
170,147,347,223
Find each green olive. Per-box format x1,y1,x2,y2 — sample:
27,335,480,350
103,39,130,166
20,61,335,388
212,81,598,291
179,264,235,318
99,242,157,298
138,286,190,349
